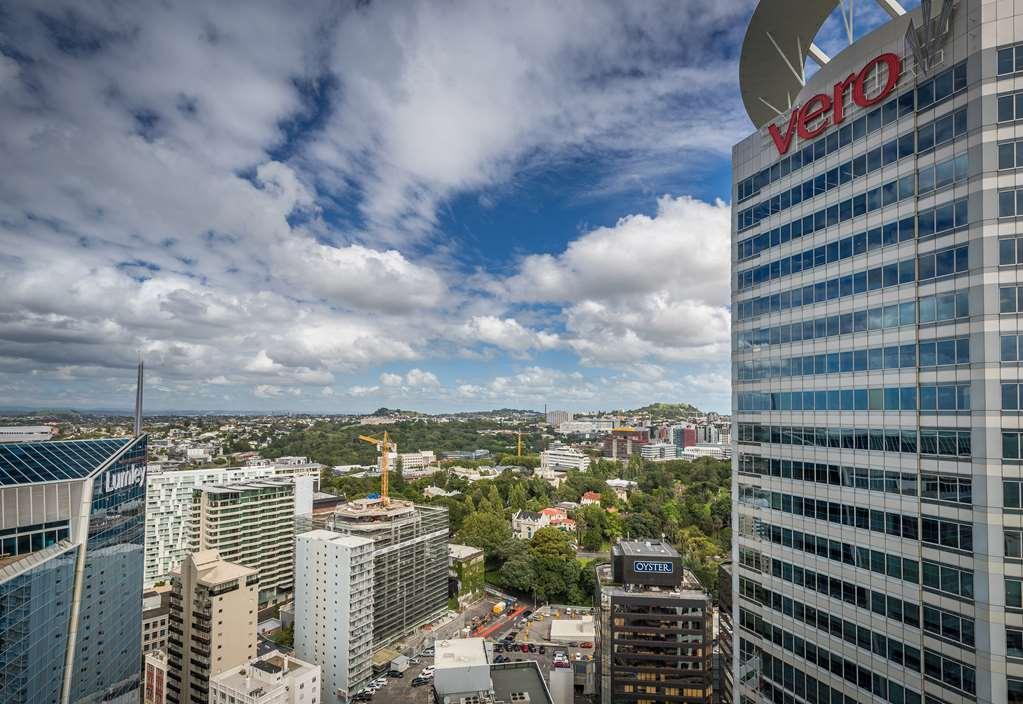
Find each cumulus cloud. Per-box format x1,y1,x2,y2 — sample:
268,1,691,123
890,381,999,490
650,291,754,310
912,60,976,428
0,1,742,412
498,195,732,365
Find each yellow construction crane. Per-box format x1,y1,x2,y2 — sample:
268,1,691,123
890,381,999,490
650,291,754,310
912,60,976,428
517,431,523,457
359,431,395,505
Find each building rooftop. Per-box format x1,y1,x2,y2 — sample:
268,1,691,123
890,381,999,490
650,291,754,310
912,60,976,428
490,661,554,704
191,549,258,585
332,496,417,521
448,544,483,561
597,562,708,599
297,529,375,549
613,540,680,559
0,437,133,486
199,479,293,495
435,638,489,668
550,616,595,641
212,651,317,697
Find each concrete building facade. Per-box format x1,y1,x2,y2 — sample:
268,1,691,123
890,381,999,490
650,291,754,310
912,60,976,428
209,651,320,704
144,460,321,586
541,442,592,472
731,1,1023,703
190,479,297,606
166,550,258,704
326,498,449,648
294,530,375,702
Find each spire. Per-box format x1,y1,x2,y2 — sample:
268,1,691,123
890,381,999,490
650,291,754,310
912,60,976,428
134,353,144,437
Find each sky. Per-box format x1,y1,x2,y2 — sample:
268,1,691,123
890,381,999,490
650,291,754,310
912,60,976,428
0,0,914,414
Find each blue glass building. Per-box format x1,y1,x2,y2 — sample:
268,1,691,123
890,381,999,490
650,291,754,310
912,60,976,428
0,436,147,704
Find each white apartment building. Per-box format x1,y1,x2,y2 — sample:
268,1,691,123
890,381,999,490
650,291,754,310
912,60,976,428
556,419,615,435
679,444,728,462
144,460,321,586
191,479,302,606
540,442,591,472
294,530,375,702
210,651,320,704
511,508,576,540
640,442,678,461
0,425,54,443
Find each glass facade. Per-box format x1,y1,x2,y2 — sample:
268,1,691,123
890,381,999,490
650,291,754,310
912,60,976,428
731,6,1023,703
0,550,77,704
69,437,146,704
0,436,146,704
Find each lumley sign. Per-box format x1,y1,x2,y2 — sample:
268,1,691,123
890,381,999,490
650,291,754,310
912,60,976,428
768,53,902,156
102,463,146,494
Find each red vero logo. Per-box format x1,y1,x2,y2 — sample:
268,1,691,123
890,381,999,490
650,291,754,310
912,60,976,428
768,53,902,156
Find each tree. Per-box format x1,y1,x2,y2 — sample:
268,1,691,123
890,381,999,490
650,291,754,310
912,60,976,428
455,512,512,561
528,528,581,602
508,482,528,511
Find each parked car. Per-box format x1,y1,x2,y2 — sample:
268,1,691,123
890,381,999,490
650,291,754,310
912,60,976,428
387,670,404,678
568,642,578,648
352,694,372,702
554,661,571,669
527,644,536,653
579,641,593,648
538,646,546,655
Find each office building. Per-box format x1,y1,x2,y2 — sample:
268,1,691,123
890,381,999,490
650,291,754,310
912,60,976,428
144,589,171,654
145,650,169,704
672,425,699,448
732,1,1014,703
541,442,592,472
294,530,375,701
602,427,650,460
546,410,574,427
596,540,712,703
433,638,554,704
191,479,298,606
641,441,679,461
209,651,320,704
0,425,55,443
144,460,321,586
717,562,734,704
327,498,449,647
557,418,616,435
0,435,148,704
166,550,258,704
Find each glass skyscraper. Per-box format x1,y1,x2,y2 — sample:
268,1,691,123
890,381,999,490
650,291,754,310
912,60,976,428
0,436,147,704
732,2,1023,703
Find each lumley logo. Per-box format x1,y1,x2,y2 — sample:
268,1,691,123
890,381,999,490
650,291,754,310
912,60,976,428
103,463,145,493
768,53,902,156
634,560,674,574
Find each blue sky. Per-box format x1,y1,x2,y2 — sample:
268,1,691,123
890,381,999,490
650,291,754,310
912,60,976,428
0,0,915,414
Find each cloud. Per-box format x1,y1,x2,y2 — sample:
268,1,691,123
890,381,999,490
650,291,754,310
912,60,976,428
460,316,560,354
497,195,732,365
253,384,284,398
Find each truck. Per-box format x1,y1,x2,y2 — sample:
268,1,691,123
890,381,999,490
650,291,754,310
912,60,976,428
492,602,506,616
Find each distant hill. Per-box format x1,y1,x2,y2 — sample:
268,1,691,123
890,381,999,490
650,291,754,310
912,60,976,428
626,402,702,419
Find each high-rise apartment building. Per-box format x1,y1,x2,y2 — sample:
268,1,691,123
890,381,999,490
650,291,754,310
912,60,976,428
145,650,170,704
717,561,734,704
166,550,258,704
541,441,592,471
0,436,148,704
144,589,171,655
595,540,713,703
294,530,375,701
190,479,297,606
602,427,650,460
144,459,321,587
327,498,449,648
732,2,1019,703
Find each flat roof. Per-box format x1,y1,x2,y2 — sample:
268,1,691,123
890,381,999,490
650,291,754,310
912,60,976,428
435,638,489,668
448,544,483,560
614,540,680,558
297,529,375,549
550,616,595,641
490,661,554,704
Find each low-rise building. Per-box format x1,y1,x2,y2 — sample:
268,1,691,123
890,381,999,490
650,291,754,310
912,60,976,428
448,544,485,607
678,444,729,461
433,639,553,704
143,589,171,655
580,491,601,506
145,650,169,704
604,478,637,501
209,651,321,704
511,507,576,540
0,424,54,442
540,442,591,472
641,442,678,461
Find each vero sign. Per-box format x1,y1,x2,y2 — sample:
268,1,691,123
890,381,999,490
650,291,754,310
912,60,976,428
768,53,902,156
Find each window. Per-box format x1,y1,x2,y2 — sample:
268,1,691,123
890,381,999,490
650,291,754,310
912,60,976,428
1007,578,1023,608
1000,189,1023,218
1007,529,1023,558
999,91,1023,123
918,153,968,194
998,44,1023,75
1006,432,1023,460
1000,139,1023,170
1008,481,1022,509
